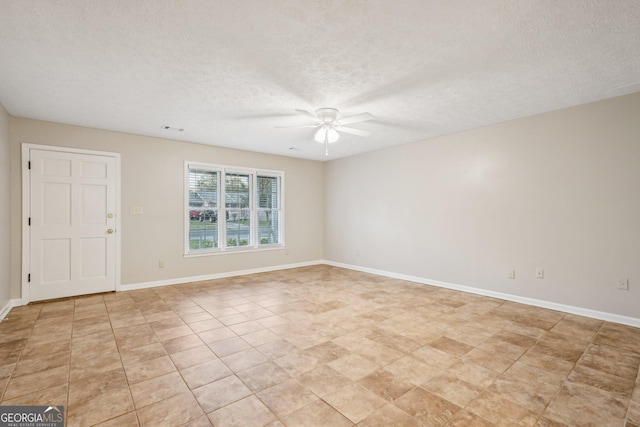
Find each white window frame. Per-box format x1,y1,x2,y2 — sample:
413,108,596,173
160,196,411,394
184,161,284,257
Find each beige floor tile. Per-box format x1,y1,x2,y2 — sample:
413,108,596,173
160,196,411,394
228,320,264,336
421,373,483,407
327,353,379,381
222,348,269,372
488,376,559,414
137,390,205,426
357,403,419,427
1,266,638,426
189,318,225,333
3,364,69,400
543,381,628,427
218,313,251,326
429,336,474,357
70,350,123,382
72,316,112,337
0,339,27,365
12,350,69,377
443,360,498,389
130,371,189,408
393,387,461,426
180,359,233,389
1,383,68,407
242,329,281,347
467,391,539,427
578,342,640,379
447,409,496,427
383,355,438,385
208,395,276,426
161,333,204,354
120,342,167,366
20,337,71,361
255,339,299,359
411,345,459,370
208,336,251,357
182,414,213,426
463,347,515,373
296,365,353,397
236,361,291,392
256,378,318,418
170,344,217,370
154,325,194,342
528,332,588,363
67,369,134,427
71,330,118,357
593,323,640,354
477,338,529,360
275,351,321,376
193,375,252,413
492,330,537,349
93,411,139,427
113,324,159,349
124,355,176,384
366,328,423,353
181,311,214,324
358,369,415,402
281,399,352,427
323,383,388,423
568,364,635,397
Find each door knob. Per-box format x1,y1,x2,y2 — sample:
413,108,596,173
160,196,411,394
107,229,114,234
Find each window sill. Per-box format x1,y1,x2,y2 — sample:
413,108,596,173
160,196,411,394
184,245,285,258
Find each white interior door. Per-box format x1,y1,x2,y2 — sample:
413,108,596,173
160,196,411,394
29,149,117,301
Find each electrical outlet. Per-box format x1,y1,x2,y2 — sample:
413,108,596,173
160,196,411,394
536,268,544,279
158,260,164,269
617,277,629,290
508,270,515,279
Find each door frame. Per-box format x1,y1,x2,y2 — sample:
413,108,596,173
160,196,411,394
21,143,122,304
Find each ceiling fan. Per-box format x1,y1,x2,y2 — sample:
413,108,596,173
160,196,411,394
277,108,374,156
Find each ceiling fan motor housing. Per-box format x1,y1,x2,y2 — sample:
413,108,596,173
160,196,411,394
316,107,339,123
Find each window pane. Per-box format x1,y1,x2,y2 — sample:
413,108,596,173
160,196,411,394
189,218,218,250
258,210,279,244
226,209,250,247
189,169,218,208
225,173,250,209
188,168,219,250
257,176,279,209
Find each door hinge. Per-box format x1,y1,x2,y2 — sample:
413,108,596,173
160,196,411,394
28,217,31,226
28,161,31,169
28,274,31,283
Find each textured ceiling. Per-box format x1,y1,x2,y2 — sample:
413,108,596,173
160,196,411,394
1,1,639,161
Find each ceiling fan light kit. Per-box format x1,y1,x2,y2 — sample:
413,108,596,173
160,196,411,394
278,107,374,156
314,125,340,144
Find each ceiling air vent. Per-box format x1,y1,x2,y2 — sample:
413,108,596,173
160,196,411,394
162,125,184,132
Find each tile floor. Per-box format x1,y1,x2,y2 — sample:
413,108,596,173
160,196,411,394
0,265,639,426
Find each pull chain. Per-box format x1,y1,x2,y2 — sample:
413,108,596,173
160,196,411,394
324,133,329,156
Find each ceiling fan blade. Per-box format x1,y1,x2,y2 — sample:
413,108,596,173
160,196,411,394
336,126,371,137
337,112,374,126
274,124,320,129
294,109,320,120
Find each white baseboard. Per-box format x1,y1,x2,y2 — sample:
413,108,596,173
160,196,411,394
324,260,640,328
0,298,24,321
24,257,635,328
121,260,324,292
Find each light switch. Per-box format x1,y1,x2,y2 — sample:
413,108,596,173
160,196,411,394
129,207,144,215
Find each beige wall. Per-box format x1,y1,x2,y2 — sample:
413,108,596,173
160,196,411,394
0,104,10,308
10,118,324,298
325,92,640,319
